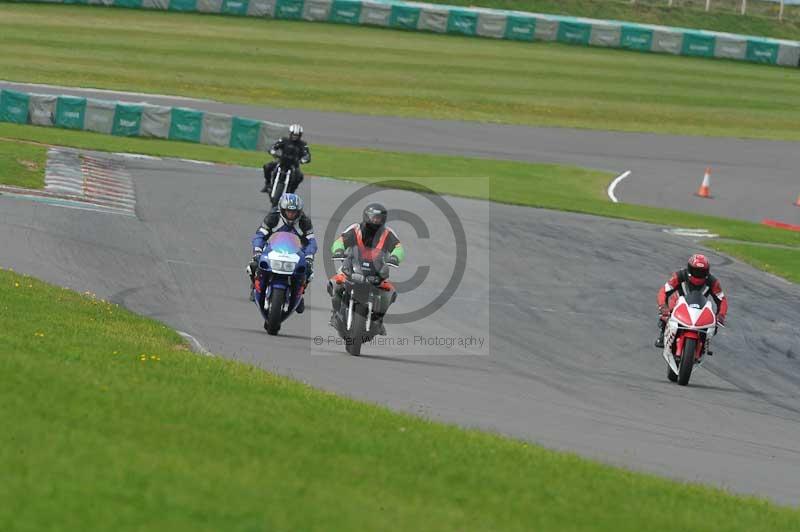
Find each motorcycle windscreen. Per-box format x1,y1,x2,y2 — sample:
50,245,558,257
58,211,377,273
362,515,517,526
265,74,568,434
267,232,302,255
684,289,708,308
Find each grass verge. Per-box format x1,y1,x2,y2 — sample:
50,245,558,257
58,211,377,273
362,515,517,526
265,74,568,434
2,5,800,140
1,266,799,531
2,122,799,253
0,137,45,188
707,241,800,283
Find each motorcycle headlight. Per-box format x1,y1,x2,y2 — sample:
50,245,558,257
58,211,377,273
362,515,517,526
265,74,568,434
269,259,297,272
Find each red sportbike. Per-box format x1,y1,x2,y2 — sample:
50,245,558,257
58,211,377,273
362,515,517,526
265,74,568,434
661,288,721,386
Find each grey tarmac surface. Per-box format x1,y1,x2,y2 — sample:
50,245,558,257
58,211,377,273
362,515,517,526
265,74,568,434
1,152,799,504
3,81,799,225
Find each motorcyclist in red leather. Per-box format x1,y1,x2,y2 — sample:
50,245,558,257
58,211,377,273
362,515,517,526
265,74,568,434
655,254,728,348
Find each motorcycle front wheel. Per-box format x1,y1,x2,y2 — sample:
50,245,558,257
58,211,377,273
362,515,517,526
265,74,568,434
346,311,367,356
678,337,696,386
265,287,286,336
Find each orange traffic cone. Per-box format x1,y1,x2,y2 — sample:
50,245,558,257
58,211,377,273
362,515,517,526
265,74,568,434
696,167,712,198
794,193,800,207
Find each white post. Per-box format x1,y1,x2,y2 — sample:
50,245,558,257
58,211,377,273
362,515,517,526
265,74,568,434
705,0,711,11
740,0,747,15
668,0,673,7
779,0,785,21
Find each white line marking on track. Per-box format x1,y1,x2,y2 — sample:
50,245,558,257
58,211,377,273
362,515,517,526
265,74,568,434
114,153,162,161
177,331,213,356
179,159,216,166
663,228,720,238
607,170,631,203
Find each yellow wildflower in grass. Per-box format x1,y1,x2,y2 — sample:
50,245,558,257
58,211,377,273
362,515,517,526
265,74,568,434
14,282,19,287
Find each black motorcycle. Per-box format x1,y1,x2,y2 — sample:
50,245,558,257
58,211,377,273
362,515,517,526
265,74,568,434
329,248,398,356
265,148,306,207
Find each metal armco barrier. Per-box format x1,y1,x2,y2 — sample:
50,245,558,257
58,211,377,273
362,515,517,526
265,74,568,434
0,89,287,151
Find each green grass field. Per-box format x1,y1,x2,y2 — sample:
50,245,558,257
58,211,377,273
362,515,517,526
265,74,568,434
708,241,800,283
423,0,800,40
2,4,800,141
2,266,799,531
0,137,45,188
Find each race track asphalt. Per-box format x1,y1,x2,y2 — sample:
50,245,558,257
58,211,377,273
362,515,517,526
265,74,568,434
1,151,799,504
3,81,799,225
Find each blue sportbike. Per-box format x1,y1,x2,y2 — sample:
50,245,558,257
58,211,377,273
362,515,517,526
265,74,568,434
252,232,309,335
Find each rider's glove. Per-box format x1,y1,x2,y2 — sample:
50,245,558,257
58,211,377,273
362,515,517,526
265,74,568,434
332,249,345,260
658,304,670,321
387,255,400,267
252,248,263,262
716,313,726,326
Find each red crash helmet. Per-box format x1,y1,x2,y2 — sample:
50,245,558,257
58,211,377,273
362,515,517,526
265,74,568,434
687,254,710,286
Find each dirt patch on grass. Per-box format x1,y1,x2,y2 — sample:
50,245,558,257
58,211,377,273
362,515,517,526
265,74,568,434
18,159,40,172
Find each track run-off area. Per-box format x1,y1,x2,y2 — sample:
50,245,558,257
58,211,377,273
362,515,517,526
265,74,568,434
1,149,799,504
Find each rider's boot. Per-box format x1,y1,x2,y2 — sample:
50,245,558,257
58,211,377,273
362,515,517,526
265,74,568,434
260,180,269,193
654,319,666,348
246,262,257,301
296,297,305,314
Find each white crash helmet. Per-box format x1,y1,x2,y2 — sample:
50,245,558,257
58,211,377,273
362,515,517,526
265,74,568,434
288,124,303,141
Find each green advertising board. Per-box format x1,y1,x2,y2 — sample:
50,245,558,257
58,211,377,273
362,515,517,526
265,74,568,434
55,96,87,130
0,90,30,124
330,0,362,24
169,107,204,143
221,0,249,14
446,9,478,36
169,0,197,11
620,25,653,52
112,104,143,137
275,0,304,19
504,15,535,41
113,0,144,7
746,39,779,64
389,5,420,30
557,20,591,45
230,117,261,151
682,32,715,57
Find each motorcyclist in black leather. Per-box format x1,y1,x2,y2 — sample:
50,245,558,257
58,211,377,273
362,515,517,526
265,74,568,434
261,124,311,193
